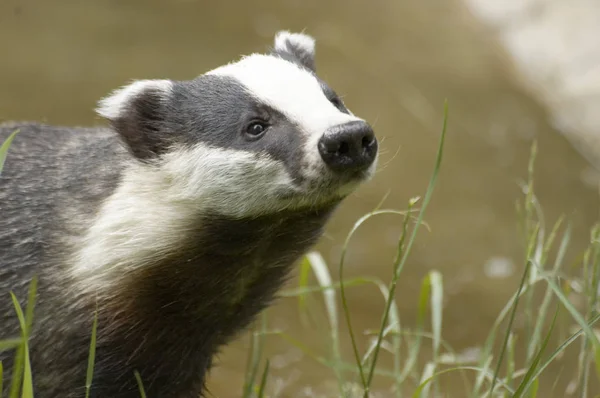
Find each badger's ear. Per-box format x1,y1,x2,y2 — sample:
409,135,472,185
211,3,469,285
96,79,175,160
272,31,316,72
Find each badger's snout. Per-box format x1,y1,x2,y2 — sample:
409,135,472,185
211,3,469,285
318,121,378,173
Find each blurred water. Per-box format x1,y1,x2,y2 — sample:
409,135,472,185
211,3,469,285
463,0,600,171
0,0,598,396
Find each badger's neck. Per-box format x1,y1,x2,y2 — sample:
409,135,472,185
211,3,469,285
69,167,337,394
107,207,336,323
71,161,336,288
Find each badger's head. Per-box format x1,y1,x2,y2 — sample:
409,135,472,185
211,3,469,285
97,31,378,218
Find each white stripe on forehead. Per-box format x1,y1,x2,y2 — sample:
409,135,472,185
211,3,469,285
206,54,360,134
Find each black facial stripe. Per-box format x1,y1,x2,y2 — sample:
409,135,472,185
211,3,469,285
250,104,307,185
169,76,308,184
318,79,349,114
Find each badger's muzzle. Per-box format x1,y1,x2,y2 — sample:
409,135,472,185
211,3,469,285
318,121,378,173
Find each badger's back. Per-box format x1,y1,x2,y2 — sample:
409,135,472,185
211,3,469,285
0,123,128,396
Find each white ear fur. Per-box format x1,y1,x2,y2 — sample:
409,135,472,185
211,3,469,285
96,79,173,120
274,31,316,57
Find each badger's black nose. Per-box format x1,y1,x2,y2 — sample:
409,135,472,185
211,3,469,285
318,121,378,173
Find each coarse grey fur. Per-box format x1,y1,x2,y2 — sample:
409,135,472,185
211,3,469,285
0,31,377,397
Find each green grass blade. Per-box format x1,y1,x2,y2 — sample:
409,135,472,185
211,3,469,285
338,209,419,391
134,371,147,398
306,251,344,390
488,255,534,397
398,272,431,384
21,348,33,398
23,277,37,338
21,278,37,398
512,306,559,397
530,378,539,398
378,329,472,395
504,333,516,397
257,359,270,398
412,366,516,397
9,277,37,398
528,223,571,362
527,312,600,388
540,215,564,265
0,339,24,352
474,356,494,396
242,324,256,398
243,313,267,397
8,293,25,398
10,294,26,332
85,308,99,398
587,225,600,382
269,329,436,380
429,271,443,359
472,278,546,397
368,280,402,396
0,129,19,175
0,361,3,397
392,321,402,398
535,261,600,368
429,271,443,396
361,322,396,367
417,362,435,398
524,141,537,236
297,256,312,320
358,281,401,356
365,101,448,394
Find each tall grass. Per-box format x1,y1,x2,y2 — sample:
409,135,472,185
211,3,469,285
244,104,600,397
2,107,599,397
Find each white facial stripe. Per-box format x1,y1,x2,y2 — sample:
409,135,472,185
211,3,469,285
207,54,361,135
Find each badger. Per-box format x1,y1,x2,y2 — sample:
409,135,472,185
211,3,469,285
0,31,378,397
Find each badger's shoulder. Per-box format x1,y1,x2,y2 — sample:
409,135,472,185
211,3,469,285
0,122,127,282
1,122,126,196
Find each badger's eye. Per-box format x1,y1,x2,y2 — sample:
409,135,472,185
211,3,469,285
245,121,268,138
